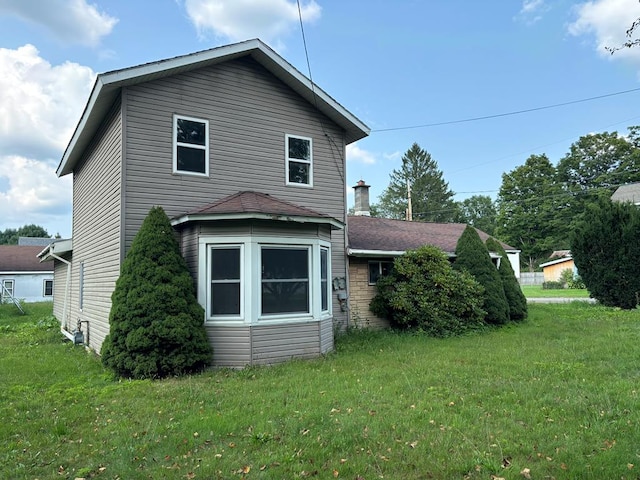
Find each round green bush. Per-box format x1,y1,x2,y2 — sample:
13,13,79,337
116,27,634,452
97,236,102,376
370,245,486,337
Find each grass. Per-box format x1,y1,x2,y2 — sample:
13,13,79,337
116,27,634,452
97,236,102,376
2,302,640,479
520,284,591,298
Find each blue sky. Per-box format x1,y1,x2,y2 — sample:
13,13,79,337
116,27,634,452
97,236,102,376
1,0,640,238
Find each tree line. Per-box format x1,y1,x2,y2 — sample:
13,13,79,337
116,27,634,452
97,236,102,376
370,126,640,270
0,224,56,244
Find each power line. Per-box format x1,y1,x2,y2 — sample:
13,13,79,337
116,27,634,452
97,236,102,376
371,87,640,133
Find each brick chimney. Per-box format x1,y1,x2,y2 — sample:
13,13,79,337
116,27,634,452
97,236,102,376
353,180,371,216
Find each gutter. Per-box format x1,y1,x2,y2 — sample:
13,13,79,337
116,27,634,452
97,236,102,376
49,253,74,342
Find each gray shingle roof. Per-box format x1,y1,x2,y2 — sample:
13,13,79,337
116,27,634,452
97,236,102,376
347,216,514,254
0,246,54,272
612,182,640,204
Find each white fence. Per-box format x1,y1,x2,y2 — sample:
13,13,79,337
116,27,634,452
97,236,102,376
519,272,544,286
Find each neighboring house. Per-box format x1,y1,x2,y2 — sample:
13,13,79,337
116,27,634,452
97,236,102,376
612,182,640,205
539,250,575,283
346,181,520,329
0,245,54,303
38,39,369,367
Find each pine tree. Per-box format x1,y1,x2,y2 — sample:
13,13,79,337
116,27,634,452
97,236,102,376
571,198,640,309
378,143,458,222
454,226,510,325
486,237,527,321
101,206,212,378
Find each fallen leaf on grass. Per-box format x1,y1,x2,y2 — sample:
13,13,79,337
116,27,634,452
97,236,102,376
520,467,531,479
333,469,339,477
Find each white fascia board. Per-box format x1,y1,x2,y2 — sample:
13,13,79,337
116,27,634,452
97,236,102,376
0,271,52,275
171,212,344,230
539,257,573,268
347,248,406,257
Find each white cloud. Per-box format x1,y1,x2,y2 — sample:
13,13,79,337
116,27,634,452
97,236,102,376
515,0,549,24
0,44,96,159
0,0,117,46
183,0,321,49
0,156,72,235
346,143,376,165
568,0,640,62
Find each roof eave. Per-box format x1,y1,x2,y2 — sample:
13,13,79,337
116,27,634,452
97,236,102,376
171,212,344,230
38,239,73,262
57,39,369,176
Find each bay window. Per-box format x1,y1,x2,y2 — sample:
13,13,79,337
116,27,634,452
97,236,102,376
199,236,330,323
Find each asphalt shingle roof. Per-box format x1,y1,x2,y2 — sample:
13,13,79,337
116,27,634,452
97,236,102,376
347,216,513,253
0,246,53,272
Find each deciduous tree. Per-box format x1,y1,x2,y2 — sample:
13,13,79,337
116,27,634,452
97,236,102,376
456,195,497,236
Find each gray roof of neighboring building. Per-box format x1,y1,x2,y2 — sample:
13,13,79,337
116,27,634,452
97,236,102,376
18,237,54,247
612,182,640,204
0,246,54,272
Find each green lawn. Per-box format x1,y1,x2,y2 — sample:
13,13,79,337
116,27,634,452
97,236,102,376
520,284,591,298
2,302,639,479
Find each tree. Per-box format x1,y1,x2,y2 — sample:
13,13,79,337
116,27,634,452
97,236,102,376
101,206,212,379
456,195,497,236
496,154,568,271
557,129,640,223
0,224,50,244
370,245,486,337
571,198,640,309
485,237,527,321
377,143,458,222
606,13,640,53
454,226,510,325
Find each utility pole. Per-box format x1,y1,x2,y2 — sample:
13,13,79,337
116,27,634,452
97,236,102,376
406,179,413,221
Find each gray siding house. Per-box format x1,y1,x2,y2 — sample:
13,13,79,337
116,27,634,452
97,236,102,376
39,39,369,367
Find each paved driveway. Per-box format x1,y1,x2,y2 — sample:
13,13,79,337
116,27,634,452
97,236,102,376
527,297,596,304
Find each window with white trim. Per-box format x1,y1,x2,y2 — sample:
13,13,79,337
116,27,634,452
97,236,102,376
368,260,393,285
199,236,331,323
43,279,53,297
261,246,309,315
320,247,329,312
209,246,242,317
1,279,14,301
174,115,209,176
286,134,312,186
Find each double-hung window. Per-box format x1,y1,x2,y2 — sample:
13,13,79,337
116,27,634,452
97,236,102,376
209,246,242,317
320,248,329,312
174,115,209,176
286,134,312,186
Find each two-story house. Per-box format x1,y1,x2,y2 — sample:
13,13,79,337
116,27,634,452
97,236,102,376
39,39,369,367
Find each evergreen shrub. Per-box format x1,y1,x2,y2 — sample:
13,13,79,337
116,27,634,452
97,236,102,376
486,237,527,321
571,198,640,309
101,206,212,378
454,226,510,325
369,245,486,337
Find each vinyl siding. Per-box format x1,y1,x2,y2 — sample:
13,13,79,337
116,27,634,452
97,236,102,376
122,57,348,329
70,99,123,352
205,325,251,367
52,255,72,331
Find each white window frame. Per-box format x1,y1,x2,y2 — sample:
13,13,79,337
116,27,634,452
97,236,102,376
285,134,313,187
43,279,53,297
198,236,331,325
1,279,14,301
320,247,330,314
368,260,394,285
207,244,244,321
173,114,209,177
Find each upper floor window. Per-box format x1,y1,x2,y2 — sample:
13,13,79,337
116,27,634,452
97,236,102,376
174,115,209,176
286,134,312,187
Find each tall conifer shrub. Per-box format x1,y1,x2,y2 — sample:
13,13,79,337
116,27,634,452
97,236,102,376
454,226,510,325
486,237,527,321
101,206,212,378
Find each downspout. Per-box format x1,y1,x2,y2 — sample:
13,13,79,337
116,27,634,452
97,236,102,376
50,253,74,342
